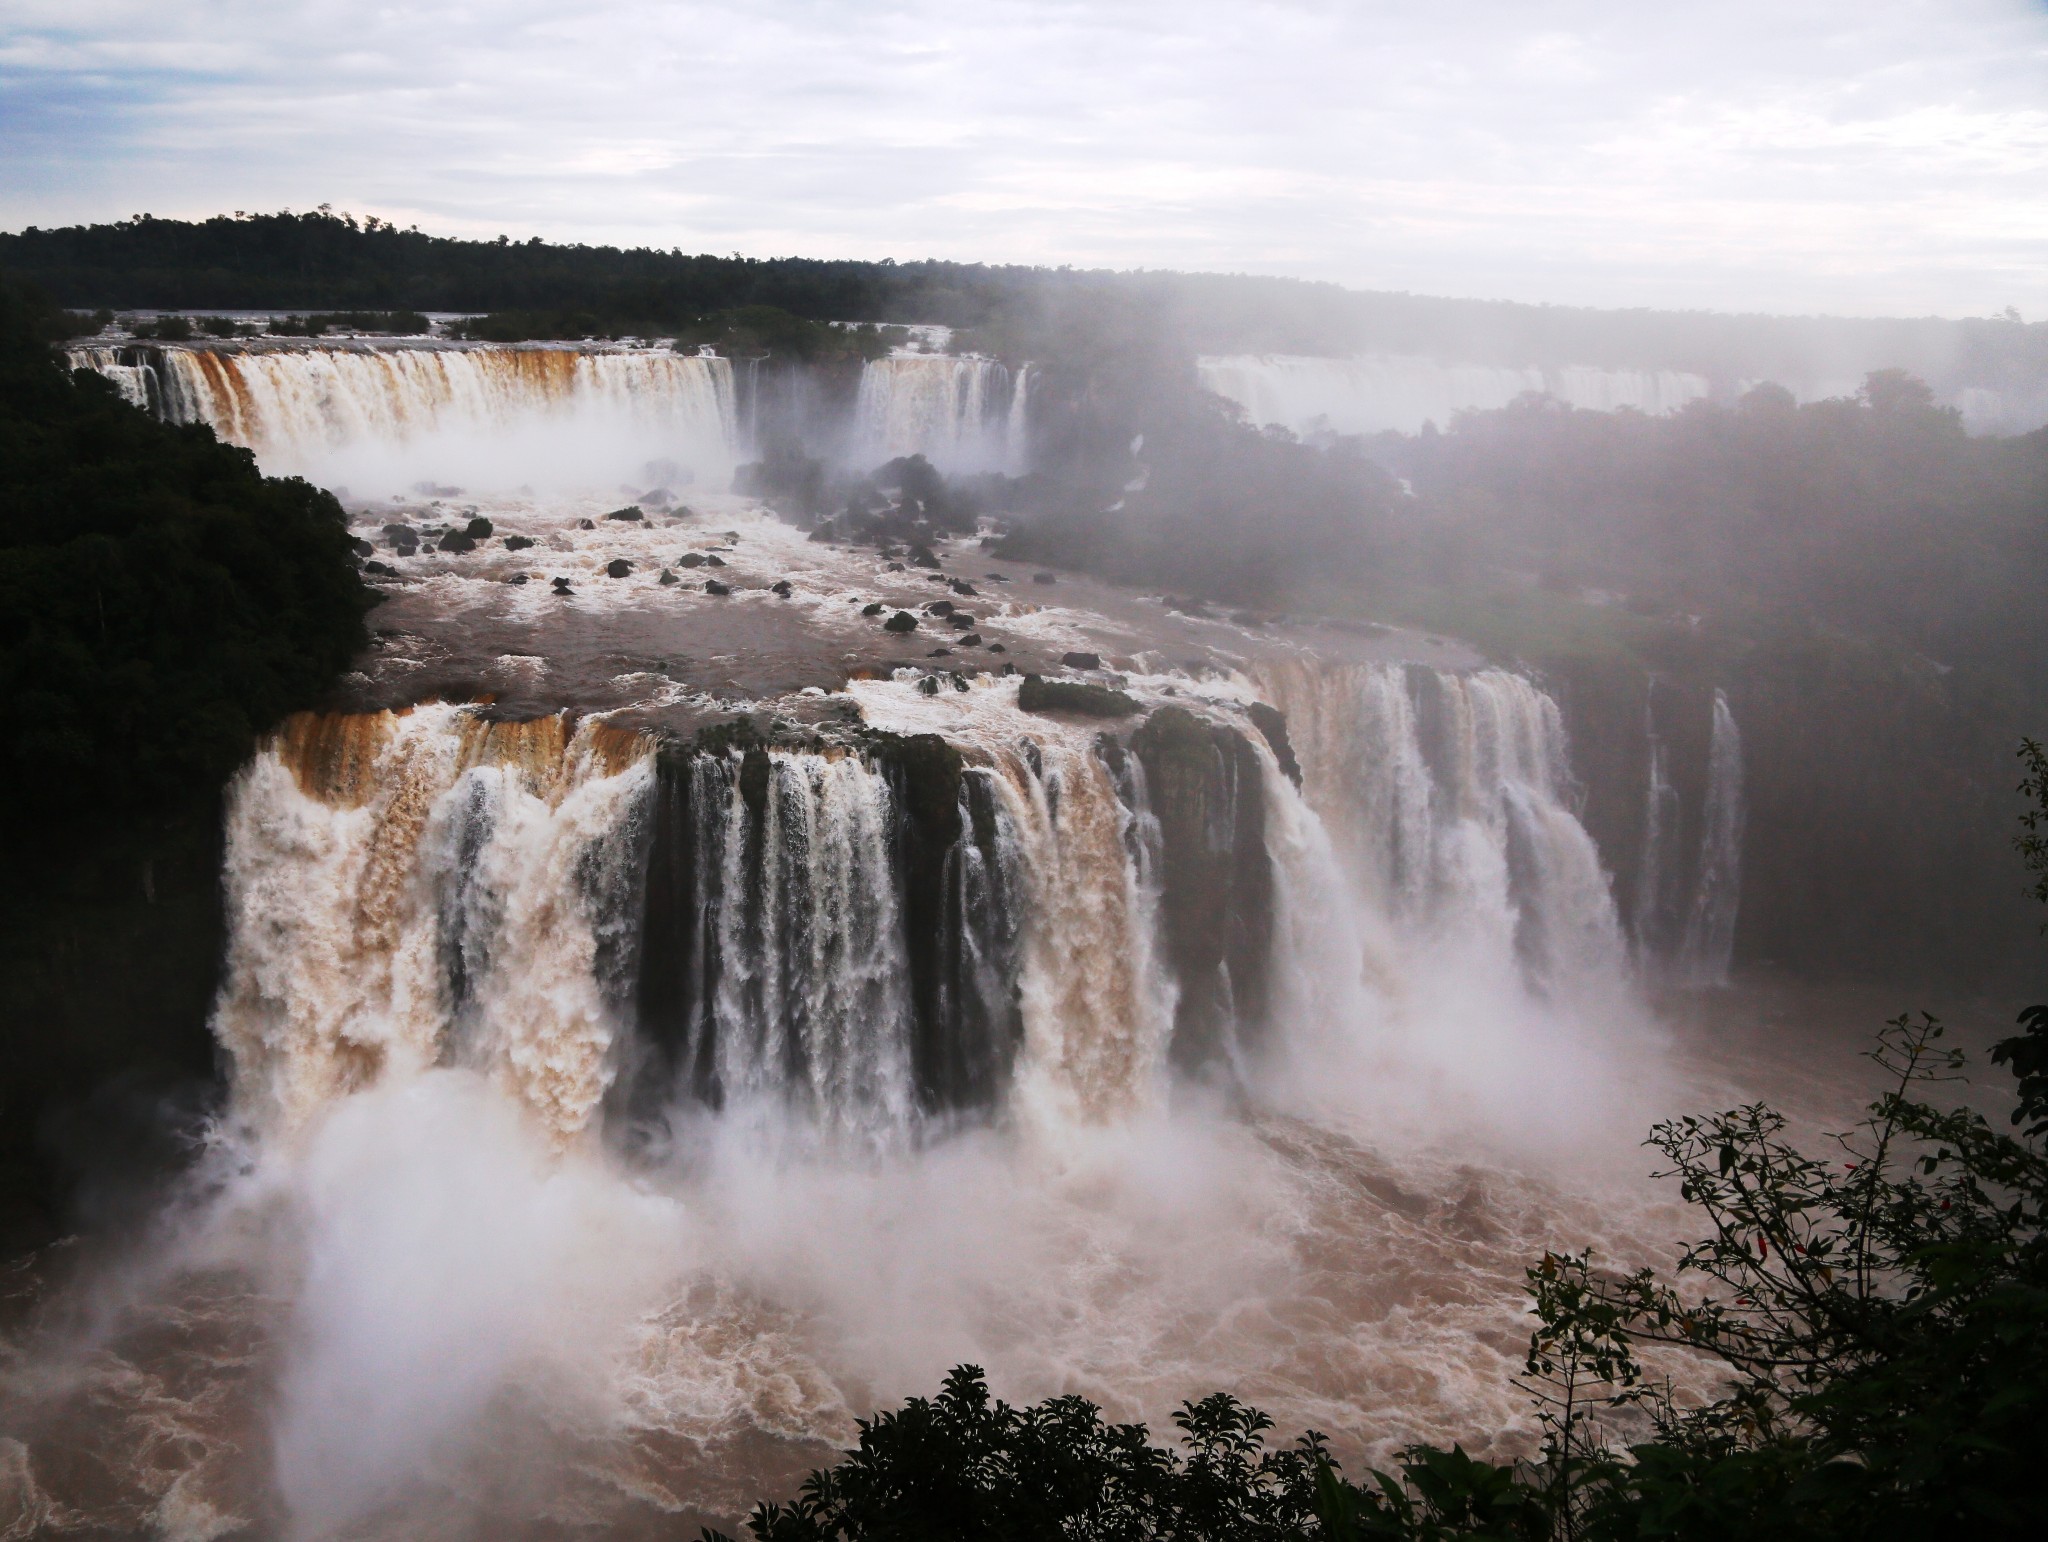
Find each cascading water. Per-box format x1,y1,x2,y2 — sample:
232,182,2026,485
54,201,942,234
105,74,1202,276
65,341,740,495
212,705,656,1144
1630,704,1683,963
1675,690,1745,987
855,354,1029,473
1198,353,1713,436
1251,658,1627,999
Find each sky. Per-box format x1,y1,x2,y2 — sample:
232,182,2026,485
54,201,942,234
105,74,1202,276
2,0,2045,319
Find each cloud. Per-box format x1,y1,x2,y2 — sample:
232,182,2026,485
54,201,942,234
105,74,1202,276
1,0,2044,316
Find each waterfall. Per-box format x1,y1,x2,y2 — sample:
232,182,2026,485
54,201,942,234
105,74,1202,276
1198,353,1712,436
1250,659,1626,997
205,659,1640,1152
64,342,740,494
855,354,1028,472
1676,691,1745,986
213,706,655,1143
1630,703,1683,962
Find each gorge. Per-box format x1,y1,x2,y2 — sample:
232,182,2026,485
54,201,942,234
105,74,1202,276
0,326,2025,1542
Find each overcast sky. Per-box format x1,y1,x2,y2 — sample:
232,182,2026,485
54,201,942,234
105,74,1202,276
2,1,2044,318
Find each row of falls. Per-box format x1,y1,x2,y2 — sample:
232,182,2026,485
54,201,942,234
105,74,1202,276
215,663,1742,1155
64,341,1032,493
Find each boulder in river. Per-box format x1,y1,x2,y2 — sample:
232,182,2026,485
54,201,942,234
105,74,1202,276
504,535,535,551
925,600,954,617
464,517,494,538
1060,651,1102,670
705,579,732,596
1017,674,1138,717
704,554,726,567
959,633,983,647
658,569,679,586
438,531,477,553
606,558,633,578
771,580,793,597
861,601,885,616
604,507,644,522
677,551,705,568
884,611,918,633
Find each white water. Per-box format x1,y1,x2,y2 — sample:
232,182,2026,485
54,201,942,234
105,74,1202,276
66,343,740,496
1199,353,1713,436
6,594,1689,1539
855,354,1029,473
687,749,917,1143
212,707,654,1145
1676,690,1745,987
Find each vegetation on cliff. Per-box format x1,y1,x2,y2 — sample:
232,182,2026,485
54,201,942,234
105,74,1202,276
0,274,372,1247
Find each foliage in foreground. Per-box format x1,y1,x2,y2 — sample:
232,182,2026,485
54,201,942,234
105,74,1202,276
708,748,2048,1540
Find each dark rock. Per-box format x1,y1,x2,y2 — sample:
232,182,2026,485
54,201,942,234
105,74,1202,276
949,613,975,628
1061,651,1102,670
999,662,1018,675
438,531,477,553
552,577,573,593
504,535,535,551
986,642,1007,653
1130,707,1274,1075
770,580,793,597
464,517,494,538
928,648,954,657
950,580,978,596
381,522,414,541
925,600,954,617
886,561,906,572
861,602,886,616
350,536,375,557
1245,702,1302,787
704,554,726,567
1033,572,1057,584
986,573,1011,582
883,611,918,633
1016,674,1139,717
606,558,634,578
658,569,679,586
508,573,528,585
578,518,595,529
705,579,732,595
918,675,940,696
364,560,397,576
604,507,644,522
908,544,941,569
959,634,982,647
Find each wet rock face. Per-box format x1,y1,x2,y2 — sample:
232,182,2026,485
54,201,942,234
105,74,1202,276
1244,702,1301,787
1129,707,1274,1076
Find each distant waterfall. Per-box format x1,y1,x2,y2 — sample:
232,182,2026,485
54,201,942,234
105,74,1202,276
1676,691,1745,986
1251,659,1627,996
1198,353,1712,437
65,342,740,494
1630,706,1683,962
855,355,1029,472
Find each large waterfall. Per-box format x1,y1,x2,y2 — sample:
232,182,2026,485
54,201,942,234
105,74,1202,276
855,354,1031,473
65,342,741,494
1198,353,1714,437
207,662,1641,1167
